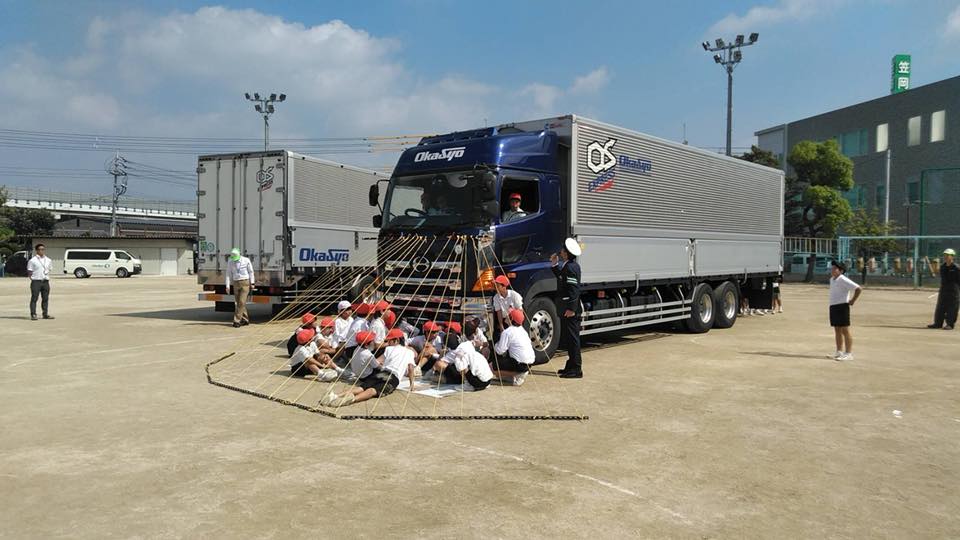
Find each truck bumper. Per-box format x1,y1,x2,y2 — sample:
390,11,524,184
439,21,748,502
197,293,279,305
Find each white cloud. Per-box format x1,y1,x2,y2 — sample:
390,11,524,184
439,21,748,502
945,5,960,40
570,67,610,95
707,0,843,35
520,83,563,114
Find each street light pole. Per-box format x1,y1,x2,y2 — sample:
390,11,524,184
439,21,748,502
244,92,286,151
702,33,759,156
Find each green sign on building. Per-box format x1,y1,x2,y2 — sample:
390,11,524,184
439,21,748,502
891,54,911,94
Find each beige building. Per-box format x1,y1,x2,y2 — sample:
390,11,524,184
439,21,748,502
30,235,195,277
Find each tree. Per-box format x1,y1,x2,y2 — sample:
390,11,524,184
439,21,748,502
844,209,901,284
0,186,15,257
739,145,780,168
0,185,56,256
787,140,854,282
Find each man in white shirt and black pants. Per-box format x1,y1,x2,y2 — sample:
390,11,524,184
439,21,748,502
828,260,862,361
225,247,255,328
27,243,54,321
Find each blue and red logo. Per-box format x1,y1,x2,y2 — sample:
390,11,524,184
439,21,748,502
585,138,652,193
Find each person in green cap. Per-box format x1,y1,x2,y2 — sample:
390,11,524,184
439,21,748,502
929,248,958,330
225,248,255,328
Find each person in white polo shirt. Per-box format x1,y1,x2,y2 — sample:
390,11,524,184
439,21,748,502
492,308,536,385
492,274,523,334
828,260,862,361
27,243,54,321
224,248,255,328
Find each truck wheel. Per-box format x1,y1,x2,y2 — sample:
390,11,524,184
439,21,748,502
527,296,560,364
350,275,375,302
116,268,129,278
684,283,715,334
74,268,88,279
712,281,738,329
215,301,235,313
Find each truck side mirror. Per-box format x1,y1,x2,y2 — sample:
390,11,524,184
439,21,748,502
372,214,383,228
368,184,380,207
482,171,496,194
481,200,499,219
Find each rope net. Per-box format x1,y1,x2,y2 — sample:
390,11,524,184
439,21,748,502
206,233,588,421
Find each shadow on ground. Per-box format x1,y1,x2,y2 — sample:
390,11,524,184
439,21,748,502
109,305,274,323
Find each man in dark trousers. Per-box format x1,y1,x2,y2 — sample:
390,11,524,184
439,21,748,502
552,237,583,378
929,248,959,330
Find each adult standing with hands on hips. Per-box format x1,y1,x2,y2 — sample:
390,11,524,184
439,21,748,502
929,248,959,330
552,237,583,378
27,243,54,321
225,248,255,328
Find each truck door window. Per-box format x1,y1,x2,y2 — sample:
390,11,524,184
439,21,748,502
500,178,539,224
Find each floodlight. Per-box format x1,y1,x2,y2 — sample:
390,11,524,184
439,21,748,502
734,50,742,62
254,92,261,100
279,93,286,102
269,93,277,101
255,104,262,113
702,41,710,51
749,33,759,43
245,92,251,100
715,38,725,48
267,104,275,113
713,54,722,64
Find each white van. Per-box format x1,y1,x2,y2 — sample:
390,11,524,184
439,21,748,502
64,249,142,278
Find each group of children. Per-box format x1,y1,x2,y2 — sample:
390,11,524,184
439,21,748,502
285,275,537,408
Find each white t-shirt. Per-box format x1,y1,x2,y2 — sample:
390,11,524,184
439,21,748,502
333,316,353,347
346,347,378,379
369,318,387,343
344,318,369,347
27,255,52,280
289,341,319,367
829,274,860,306
409,334,442,355
492,290,524,318
494,325,535,364
445,341,493,383
381,345,416,383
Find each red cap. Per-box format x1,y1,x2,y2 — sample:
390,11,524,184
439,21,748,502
385,328,405,341
444,321,462,334
354,330,376,346
422,320,441,332
301,313,316,325
296,327,316,345
509,308,525,325
494,275,510,287
383,310,397,329
319,317,335,328
352,303,371,316
509,192,521,201
373,300,392,312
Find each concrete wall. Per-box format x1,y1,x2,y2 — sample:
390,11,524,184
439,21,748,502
30,238,195,277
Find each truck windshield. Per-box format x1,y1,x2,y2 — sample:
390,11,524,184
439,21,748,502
382,171,492,230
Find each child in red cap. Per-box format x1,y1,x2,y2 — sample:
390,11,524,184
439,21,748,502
322,329,418,407
492,275,523,334
492,308,535,385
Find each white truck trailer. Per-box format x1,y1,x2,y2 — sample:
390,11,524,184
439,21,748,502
196,150,382,314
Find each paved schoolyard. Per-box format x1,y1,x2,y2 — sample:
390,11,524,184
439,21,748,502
0,275,957,538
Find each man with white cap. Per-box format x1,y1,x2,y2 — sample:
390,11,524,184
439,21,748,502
551,237,583,378
929,248,959,330
224,247,255,328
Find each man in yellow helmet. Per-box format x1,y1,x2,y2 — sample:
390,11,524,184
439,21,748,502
929,248,958,330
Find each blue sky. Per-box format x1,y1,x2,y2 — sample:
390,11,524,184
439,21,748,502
1,0,958,199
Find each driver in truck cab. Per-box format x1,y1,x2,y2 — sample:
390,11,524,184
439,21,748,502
500,192,527,223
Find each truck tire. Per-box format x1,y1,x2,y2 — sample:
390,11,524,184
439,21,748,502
712,281,739,329
215,301,235,313
350,274,375,302
684,283,715,334
527,296,560,364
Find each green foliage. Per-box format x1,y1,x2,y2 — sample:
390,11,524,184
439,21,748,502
738,145,780,168
788,139,854,191
844,208,901,254
804,185,853,237
0,185,55,256
786,140,856,238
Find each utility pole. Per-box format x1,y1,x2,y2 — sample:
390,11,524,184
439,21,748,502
108,151,128,237
702,33,759,156
884,148,891,223
244,92,286,151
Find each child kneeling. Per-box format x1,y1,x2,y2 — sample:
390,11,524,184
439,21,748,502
492,309,535,386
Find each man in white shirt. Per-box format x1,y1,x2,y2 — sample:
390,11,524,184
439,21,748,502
493,309,536,385
828,261,863,361
27,244,54,321
224,248,255,328
492,275,523,333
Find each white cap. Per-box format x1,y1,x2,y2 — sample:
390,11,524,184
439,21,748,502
337,300,352,312
564,237,582,257
945,248,957,256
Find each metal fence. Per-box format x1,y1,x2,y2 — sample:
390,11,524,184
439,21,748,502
3,186,196,214
837,235,960,287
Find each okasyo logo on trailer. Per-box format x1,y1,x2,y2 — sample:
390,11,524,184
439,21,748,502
256,166,274,192
299,248,350,263
586,138,653,193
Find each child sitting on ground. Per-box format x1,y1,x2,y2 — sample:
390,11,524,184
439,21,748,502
333,300,354,347
287,313,318,357
432,331,492,391
342,331,379,380
492,308,535,386
341,303,372,360
409,320,444,373
321,329,418,407
290,328,333,379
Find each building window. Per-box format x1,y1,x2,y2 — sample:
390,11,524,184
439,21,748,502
876,123,888,152
907,116,921,146
906,180,920,204
844,184,866,209
875,184,886,209
839,129,868,157
931,110,946,142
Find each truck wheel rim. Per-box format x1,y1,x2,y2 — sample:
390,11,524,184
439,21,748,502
529,310,554,352
723,290,736,319
699,294,714,324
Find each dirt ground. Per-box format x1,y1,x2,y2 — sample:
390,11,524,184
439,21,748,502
1,275,957,539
